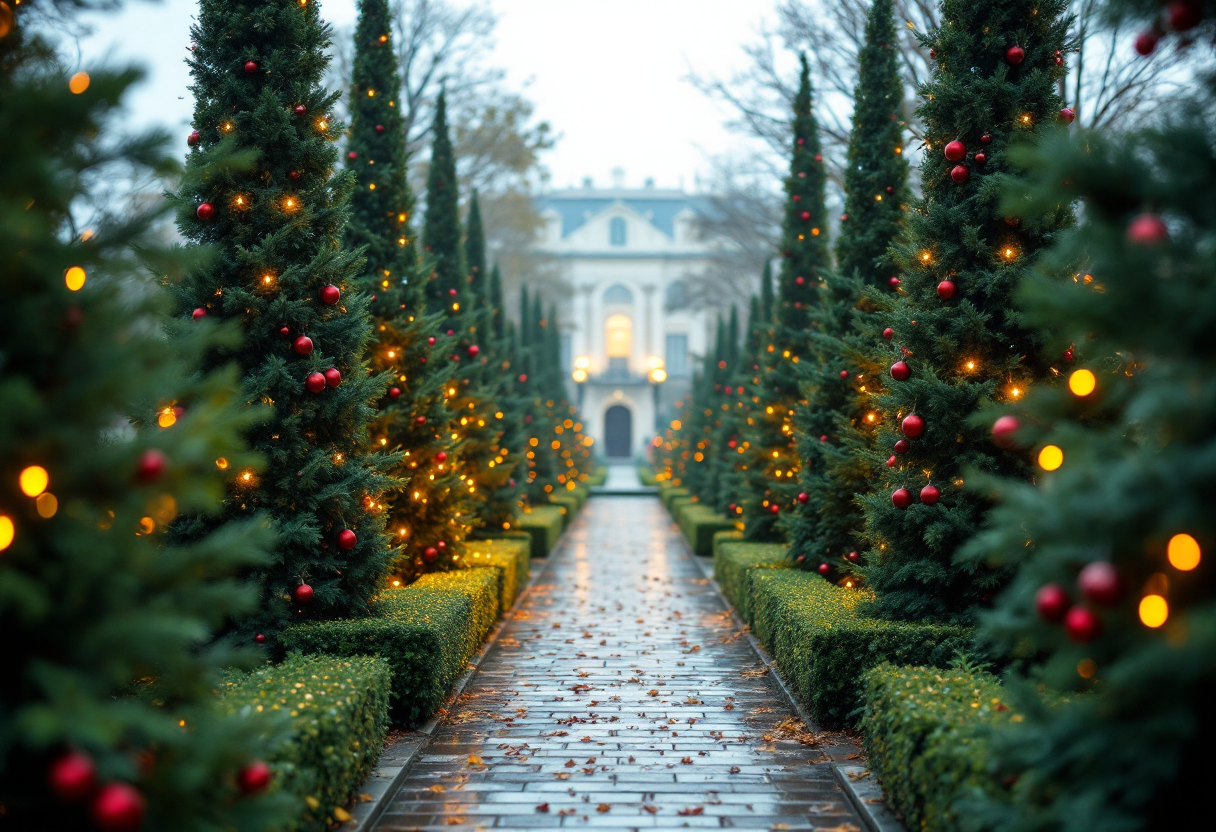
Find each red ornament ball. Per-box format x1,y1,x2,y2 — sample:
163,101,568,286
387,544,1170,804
422,546,439,563
1134,30,1160,56
389,387,402,399
1054,55,1064,66
435,451,448,462
244,60,258,74
974,152,987,165
518,374,527,383
415,415,426,425
305,372,327,393
337,529,357,550
799,210,811,221
728,504,737,513
891,487,913,509
324,367,341,388
347,151,358,160
901,413,925,438
1059,107,1075,124
818,563,830,575
187,130,201,147
294,104,307,115
1005,45,1025,65
1035,583,1070,622
196,202,215,221
992,415,1021,449
929,48,936,59
888,276,902,287
1078,561,1123,606
797,492,809,504
237,761,272,795
950,165,970,184
427,336,437,345
795,276,805,285
886,455,897,468
769,504,780,515
289,170,301,180
937,279,957,299
192,307,207,320
49,751,96,802
890,360,910,381
882,327,894,340
847,551,860,563
1064,606,1102,643
1127,213,1168,245
920,484,941,505
295,584,313,603
375,124,385,133
467,344,480,357
293,335,314,355
448,288,458,297
981,133,993,144
943,140,967,161
279,325,291,338
894,439,909,454
92,783,145,832
136,449,166,483
886,185,895,194
436,540,446,551
1168,0,1202,31
839,369,849,378
1064,347,1075,363
321,284,341,305
254,633,266,644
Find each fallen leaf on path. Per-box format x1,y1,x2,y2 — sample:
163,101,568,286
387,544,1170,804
647,690,659,697
445,818,464,825
428,785,446,793
642,805,659,814
680,757,693,764
742,668,769,678
536,803,550,812
730,766,741,774
466,755,483,766
596,804,611,813
678,807,704,816
563,759,576,767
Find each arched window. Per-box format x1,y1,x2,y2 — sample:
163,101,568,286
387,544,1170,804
605,314,633,358
609,216,627,247
603,283,633,305
664,280,687,310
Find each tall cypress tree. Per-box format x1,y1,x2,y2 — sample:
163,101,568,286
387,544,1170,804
345,0,470,583
739,55,830,541
856,0,1072,622
0,15,291,828
683,317,726,501
176,0,396,629
421,90,462,316
482,263,527,528
784,0,908,572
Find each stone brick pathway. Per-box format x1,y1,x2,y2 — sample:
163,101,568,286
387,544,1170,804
374,497,864,831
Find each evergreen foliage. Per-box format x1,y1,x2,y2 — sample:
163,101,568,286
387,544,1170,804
0,15,291,829
855,0,1072,623
175,0,396,629
344,0,470,584
421,90,462,316
739,55,830,541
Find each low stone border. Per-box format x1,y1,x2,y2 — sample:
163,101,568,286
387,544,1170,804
345,510,583,832
681,525,907,832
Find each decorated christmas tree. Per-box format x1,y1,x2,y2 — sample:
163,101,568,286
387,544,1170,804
958,8,1216,827
344,0,470,584
421,90,462,317
709,297,758,515
682,316,727,502
853,0,1073,623
480,262,528,528
173,0,396,631
0,13,291,829
784,0,908,574
739,54,830,541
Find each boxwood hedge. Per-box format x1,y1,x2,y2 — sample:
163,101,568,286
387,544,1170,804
221,654,390,832
749,569,973,727
515,505,564,558
279,569,498,727
466,537,531,611
673,501,738,557
713,539,790,624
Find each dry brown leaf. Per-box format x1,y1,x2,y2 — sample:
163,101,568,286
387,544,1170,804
647,690,659,697
445,818,464,825
563,759,576,768
678,807,704,816
554,772,571,780
742,668,769,678
466,755,483,766
680,757,693,764
428,785,446,793
729,766,741,774
596,804,611,813
535,803,550,812
642,805,659,814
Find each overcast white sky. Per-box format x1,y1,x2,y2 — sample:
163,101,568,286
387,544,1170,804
77,0,779,192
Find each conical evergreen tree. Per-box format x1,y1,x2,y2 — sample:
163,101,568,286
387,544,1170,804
421,90,462,317
175,0,396,629
480,263,527,527
855,0,1072,623
344,0,470,583
0,13,291,828
784,0,909,572
710,296,759,514
683,317,726,501
739,55,830,541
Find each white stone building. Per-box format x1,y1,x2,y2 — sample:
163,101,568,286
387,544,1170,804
534,181,716,460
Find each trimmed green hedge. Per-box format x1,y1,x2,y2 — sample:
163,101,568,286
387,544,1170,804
586,467,608,487
750,569,973,727
221,654,390,832
713,540,790,624
861,665,1015,832
279,569,498,727
466,537,531,611
637,465,656,486
548,493,578,525
516,505,564,557
674,501,738,556
660,485,689,510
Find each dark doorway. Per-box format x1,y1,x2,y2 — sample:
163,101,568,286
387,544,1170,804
604,405,632,458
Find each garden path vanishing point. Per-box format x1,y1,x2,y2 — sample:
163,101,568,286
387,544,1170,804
373,496,865,831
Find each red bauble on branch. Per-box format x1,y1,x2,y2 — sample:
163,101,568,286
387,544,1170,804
187,130,201,147
448,288,458,297
337,529,357,550
415,415,426,425
818,563,830,575
91,783,145,832
294,584,313,603
1127,213,1168,245
797,492,809,504
769,504,780,515
901,413,925,438
950,165,970,184
888,276,901,287
389,387,401,399
49,751,96,802
894,439,909,454
243,60,259,74
891,487,912,509
435,451,448,462
886,455,897,468
839,369,848,378
375,124,385,133
992,415,1021,448
1078,562,1123,606
254,633,266,644
320,284,341,305
305,372,327,393
937,280,957,299
192,307,207,320
294,104,307,115
846,551,860,563
293,335,314,355
882,327,894,340
943,140,966,161
1005,45,1025,65
1135,30,1160,56
196,202,215,221
324,367,342,388
974,152,987,166
1035,584,1070,622
467,344,480,357
1064,606,1102,643
237,761,272,795
890,360,910,381
422,546,438,563
920,484,941,505
136,449,166,483
980,133,992,144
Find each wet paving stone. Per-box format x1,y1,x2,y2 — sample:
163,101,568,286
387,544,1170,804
373,497,864,832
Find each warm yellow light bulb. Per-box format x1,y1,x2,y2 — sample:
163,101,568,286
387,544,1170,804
1038,445,1063,471
0,515,14,550
19,466,49,497
1139,594,1168,628
65,266,86,291
1068,369,1096,397
1167,533,1201,571
69,72,90,94
158,408,176,428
